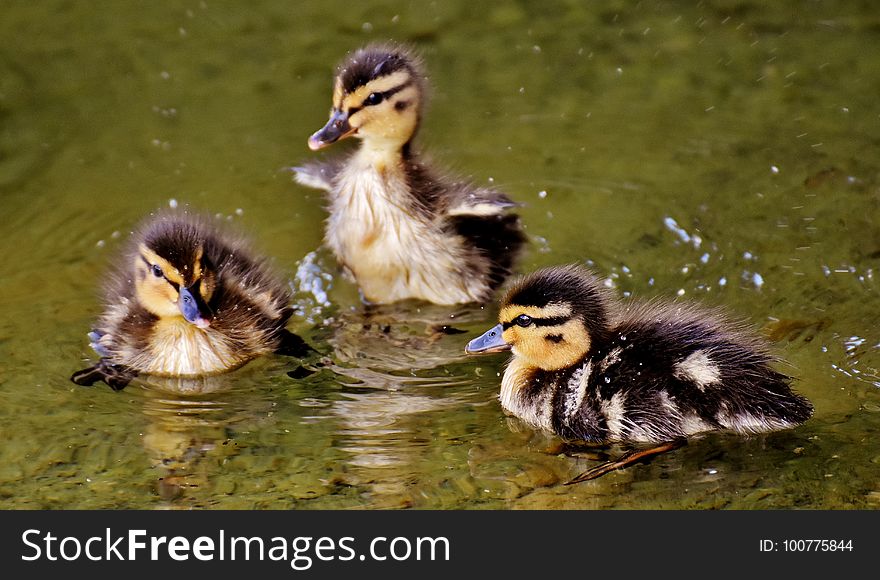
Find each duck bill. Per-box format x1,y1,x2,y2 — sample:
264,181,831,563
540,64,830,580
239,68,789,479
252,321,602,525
308,110,356,150
465,324,511,355
178,286,211,329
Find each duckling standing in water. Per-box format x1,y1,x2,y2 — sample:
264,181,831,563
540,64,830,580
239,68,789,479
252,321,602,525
466,265,813,482
294,43,525,305
71,211,312,390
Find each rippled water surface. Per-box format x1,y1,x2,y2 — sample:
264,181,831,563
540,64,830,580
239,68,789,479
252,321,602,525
2,0,879,509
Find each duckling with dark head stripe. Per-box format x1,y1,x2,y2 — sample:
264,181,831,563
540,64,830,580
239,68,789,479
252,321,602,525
71,211,312,390
295,43,525,305
466,265,813,480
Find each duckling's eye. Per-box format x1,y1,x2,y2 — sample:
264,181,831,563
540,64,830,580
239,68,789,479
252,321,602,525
363,92,384,106
515,314,533,328
151,264,164,278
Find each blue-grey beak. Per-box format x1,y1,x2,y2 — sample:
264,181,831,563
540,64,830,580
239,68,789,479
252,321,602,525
465,324,510,354
308,110,356,150
179,286,210,329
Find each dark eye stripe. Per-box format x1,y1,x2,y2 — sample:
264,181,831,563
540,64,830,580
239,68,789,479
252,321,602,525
348,80,413,115
140,256,180,290
502,315,569,330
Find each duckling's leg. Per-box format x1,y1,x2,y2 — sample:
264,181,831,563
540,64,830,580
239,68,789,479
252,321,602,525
70,359,136,391
565,440,685,484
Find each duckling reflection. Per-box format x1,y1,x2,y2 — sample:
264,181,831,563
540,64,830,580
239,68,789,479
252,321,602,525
133,373,273,504
326,302,487,373
292,247,488,374
324,384,470,508
289,245,487,506
302,301,478,504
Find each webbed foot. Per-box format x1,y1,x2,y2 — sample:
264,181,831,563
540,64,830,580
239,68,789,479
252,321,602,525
71,360,136,391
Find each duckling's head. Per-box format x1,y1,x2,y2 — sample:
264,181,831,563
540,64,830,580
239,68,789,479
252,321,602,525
466,265,613,370
308,43,425,152
130,215,218,329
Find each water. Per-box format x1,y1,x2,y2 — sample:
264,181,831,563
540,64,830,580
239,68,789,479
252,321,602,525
2,0,879,509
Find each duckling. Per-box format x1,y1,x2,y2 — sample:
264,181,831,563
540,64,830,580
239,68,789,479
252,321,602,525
465,264,813,481
71,210,312,390
294,43,525,305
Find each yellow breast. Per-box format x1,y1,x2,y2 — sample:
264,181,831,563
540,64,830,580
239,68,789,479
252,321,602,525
135,318,245,377
500,357,554,432
326,152,486,304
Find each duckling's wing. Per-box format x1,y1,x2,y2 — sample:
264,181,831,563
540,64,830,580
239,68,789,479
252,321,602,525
445,186,522,217
291,159,345,193
87,330,111,357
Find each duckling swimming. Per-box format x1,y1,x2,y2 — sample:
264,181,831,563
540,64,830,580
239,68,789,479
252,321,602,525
71,210,312,390
466,265,813,481
294,43,525,305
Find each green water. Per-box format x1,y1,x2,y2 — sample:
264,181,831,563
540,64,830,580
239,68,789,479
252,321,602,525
2,0,879,509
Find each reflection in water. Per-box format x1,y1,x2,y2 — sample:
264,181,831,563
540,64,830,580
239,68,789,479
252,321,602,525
330,388,464,507
294,246,491,371
321,345,474,507
294,264,484,504
135,374,268,505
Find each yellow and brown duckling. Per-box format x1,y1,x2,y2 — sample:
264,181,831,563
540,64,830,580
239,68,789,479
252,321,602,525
294,43,525,305
71,211,312,390
466,265,813,481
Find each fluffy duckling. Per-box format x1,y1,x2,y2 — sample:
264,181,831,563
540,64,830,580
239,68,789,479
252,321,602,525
294,43,525,305
71,211,312,390
466,265,813,480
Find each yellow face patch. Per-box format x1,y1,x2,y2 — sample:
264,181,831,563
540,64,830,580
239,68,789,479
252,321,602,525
134,244,209,319
499,303,591,371
336,70,421,144
139,246,185,286
133,255,181,318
